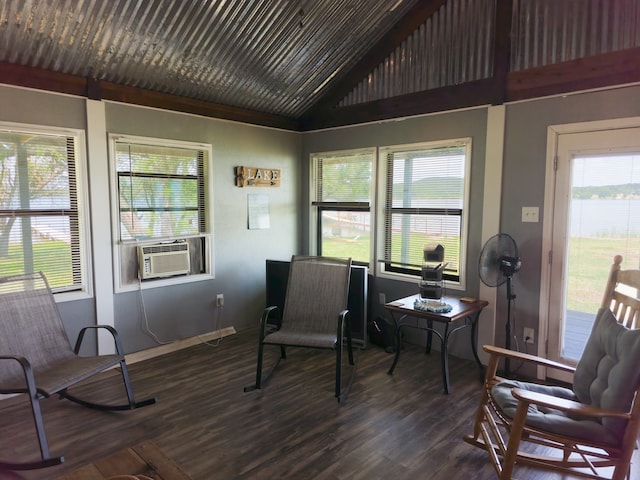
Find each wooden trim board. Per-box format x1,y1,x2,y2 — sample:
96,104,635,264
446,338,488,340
125,326,237,365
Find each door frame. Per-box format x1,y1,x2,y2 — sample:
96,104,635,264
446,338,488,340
539,116,640,380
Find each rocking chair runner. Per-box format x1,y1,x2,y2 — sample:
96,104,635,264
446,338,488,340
0,272,156,471
463,255,640,480
244,255,356,402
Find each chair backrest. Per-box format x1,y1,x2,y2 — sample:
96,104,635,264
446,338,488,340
0,272,75,385
280,256,351,335
601,254,640,328
573,255,640,437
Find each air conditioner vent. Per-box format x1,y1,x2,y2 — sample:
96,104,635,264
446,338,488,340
138,242,190,279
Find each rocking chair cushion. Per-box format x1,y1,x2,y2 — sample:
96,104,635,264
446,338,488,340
493,306,640,447
573,306,640,439
490,380,618,444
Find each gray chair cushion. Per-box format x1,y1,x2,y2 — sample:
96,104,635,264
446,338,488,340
573,307,640,438
492,307,640,447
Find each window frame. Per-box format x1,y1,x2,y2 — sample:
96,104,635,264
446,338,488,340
376,139,472,290
108,134,214,292
0,121,92,300
310,147,376,266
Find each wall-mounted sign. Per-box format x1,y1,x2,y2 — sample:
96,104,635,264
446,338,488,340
235,166,280,187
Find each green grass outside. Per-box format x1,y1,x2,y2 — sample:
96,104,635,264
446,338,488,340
2,236,636,303
0,241,73,288
324,233,638,314
567,236,639,313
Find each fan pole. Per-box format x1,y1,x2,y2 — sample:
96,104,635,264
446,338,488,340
505,276,515,376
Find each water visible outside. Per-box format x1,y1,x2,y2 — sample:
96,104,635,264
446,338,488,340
562,153,640,361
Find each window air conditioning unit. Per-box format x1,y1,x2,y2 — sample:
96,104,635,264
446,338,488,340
138,242,190,279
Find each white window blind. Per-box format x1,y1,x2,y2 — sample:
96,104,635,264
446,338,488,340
0,129,83,292
115,142,206,241
312,150,373,264
383,143,467,281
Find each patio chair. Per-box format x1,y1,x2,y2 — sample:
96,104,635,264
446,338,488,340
463,254,640,479
244,255,356,402
0,272,156,471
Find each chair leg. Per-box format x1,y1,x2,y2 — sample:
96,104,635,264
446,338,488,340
244,340,266,392
335,342,342,400
336,314,357,403
0,359,63,470
499,397,529,480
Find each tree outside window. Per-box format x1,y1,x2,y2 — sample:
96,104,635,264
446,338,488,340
0,128,84,292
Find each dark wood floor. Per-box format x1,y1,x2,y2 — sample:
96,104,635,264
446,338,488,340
0,329,637,480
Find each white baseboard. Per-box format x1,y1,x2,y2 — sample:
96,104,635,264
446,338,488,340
125,326,237,364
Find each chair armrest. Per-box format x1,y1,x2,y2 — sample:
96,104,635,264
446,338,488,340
511,387,631,420
337,309,350,338
259,306,280,339
0,355,38,393
74,325,124,356
0,354,30,366
483,344,576,374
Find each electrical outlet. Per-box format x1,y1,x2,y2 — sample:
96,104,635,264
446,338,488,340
216,294,224,307
521,206,539,223
523,327,535,344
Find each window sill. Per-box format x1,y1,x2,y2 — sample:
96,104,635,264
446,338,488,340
115,272,215,294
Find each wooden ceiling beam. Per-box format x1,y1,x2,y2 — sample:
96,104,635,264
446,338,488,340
506,47,640,101
491,0,514,105
299,78,496,130
0,62,299,131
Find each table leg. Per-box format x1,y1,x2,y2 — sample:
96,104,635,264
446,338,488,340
470,312,483,369
440,323,450,394
425,319,433,354
387,312,404,375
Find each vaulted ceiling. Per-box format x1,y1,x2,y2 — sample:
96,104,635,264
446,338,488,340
1,0,639,131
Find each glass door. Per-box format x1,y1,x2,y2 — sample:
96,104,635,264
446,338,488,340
547,127,640,375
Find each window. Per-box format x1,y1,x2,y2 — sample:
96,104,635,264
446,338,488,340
311,149,374,264
380,140,471,284
114,141,206,241
0,124,88,293
110,135,212,289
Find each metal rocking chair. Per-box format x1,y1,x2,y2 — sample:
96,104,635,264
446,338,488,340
244,255,356,402
0,272,156,471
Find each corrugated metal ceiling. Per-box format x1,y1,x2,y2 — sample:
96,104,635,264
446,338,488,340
0,0,423,119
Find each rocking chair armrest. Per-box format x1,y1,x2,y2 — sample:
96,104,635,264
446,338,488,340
511,387,631,419
483,345,576,374
259,306,280,339
74,325,125,356
0,354,30,368
336,309,350,336
0,355,39,392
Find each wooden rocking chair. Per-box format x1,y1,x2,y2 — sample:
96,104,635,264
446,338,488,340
464,254,640,479
0,272,156,471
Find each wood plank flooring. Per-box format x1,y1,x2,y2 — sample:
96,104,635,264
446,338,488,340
0,329,637,480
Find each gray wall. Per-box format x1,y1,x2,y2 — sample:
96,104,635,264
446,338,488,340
3,81,640,364
105,104,302,352
499,84,640,366
0,85,301,354
300,108,489,359
299,84,640,364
